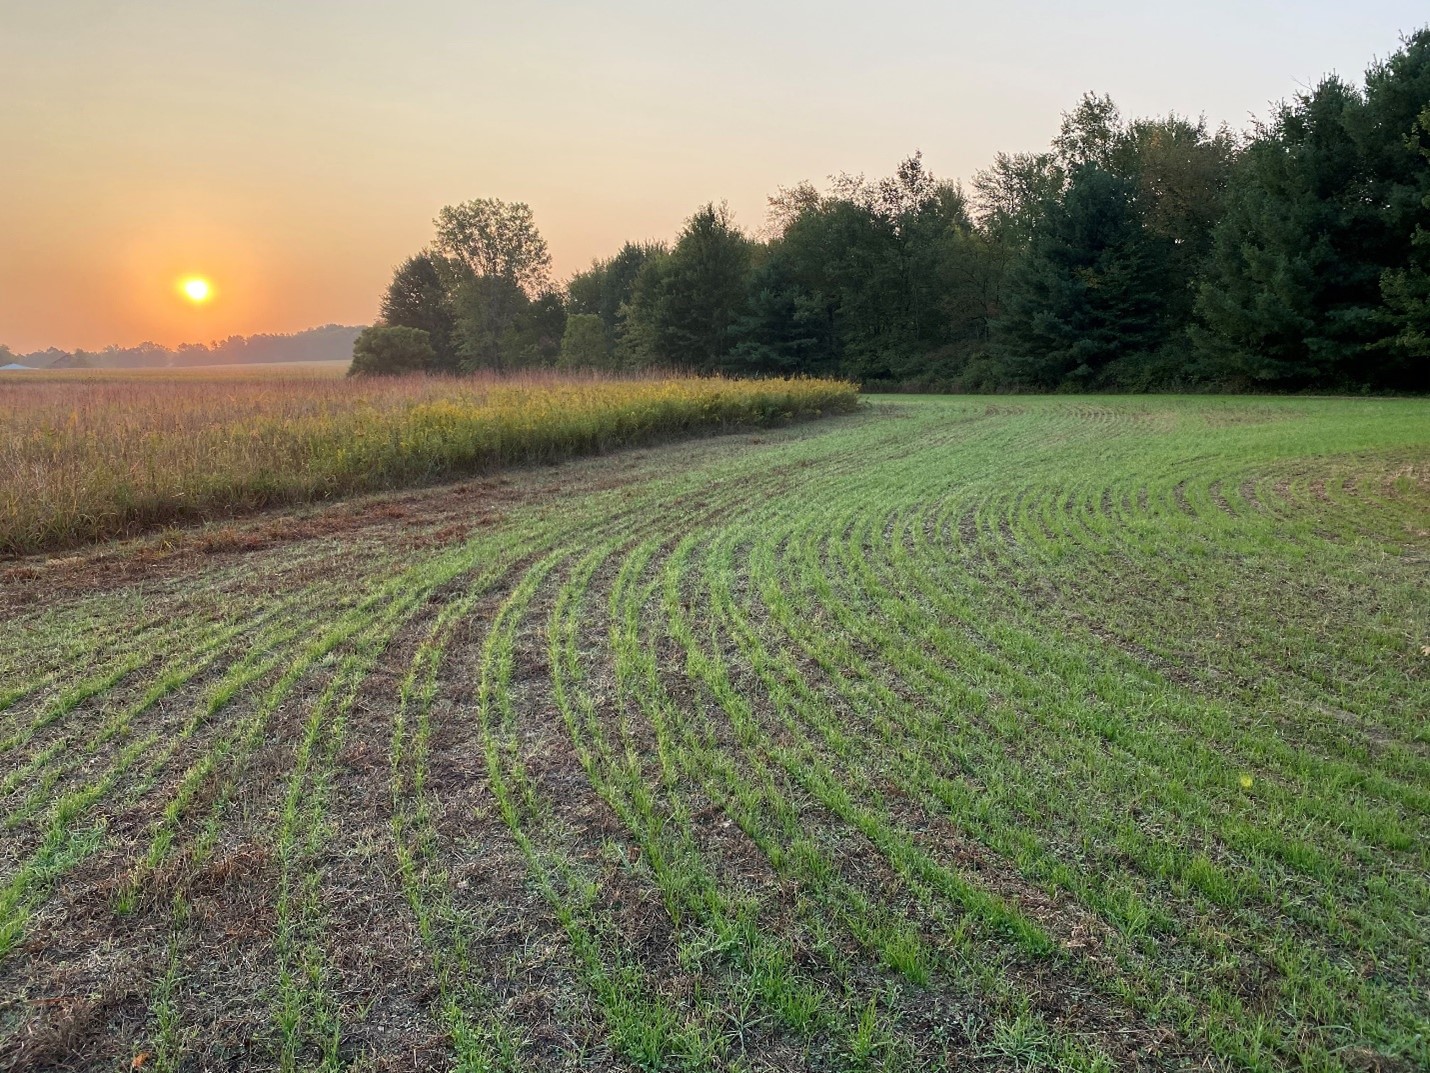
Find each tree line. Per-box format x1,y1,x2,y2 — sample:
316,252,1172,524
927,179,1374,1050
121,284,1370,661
356,29,1430,393
5,325,362,371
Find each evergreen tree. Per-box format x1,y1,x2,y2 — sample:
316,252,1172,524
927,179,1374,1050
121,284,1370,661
993,166,1172,387
1381,141,1430,374
1193,79,1363,386
1196,30,1430,389
728,252,830,374
623,205,750,371
1368,47,1430,389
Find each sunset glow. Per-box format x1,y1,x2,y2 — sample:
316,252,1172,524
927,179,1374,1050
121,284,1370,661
1,4,1425,353
180,277,212,304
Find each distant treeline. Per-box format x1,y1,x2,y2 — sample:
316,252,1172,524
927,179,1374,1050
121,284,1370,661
360,29,1429,393
3,324,362,370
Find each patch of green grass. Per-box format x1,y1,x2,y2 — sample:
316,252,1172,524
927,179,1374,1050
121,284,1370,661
1,395,1426,1071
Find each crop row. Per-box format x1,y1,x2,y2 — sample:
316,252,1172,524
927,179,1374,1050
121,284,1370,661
0,396,1425,1071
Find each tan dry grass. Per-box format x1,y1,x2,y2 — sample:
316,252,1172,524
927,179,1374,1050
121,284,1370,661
0,369,857,556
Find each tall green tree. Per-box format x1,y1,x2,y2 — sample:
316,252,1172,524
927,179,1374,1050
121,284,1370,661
1197,30,1430,389
971,151,1066,247
425,198,562,372
505,292,567,368
1380,110,1430,371
1365,43,1430,389
624,204,751,371
1052,93,1124,172
1195,79,1376,386
729,251,831,373
1116,115,1239,330
566,241,664,361
379,252,458,370
450,277,565,371
975,99,1235,388
451,275,525,371
558,313,609,369
433,198,552,295
769,154,996,383
994,166,1173,387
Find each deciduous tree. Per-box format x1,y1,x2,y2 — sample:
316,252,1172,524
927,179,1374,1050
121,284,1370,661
433,198,552,296
379,252,458,370
559,313,609,369
349,325,436,376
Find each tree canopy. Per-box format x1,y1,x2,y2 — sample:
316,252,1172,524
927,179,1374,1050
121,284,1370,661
349,325,437,376
361,29,1430,393
433,199,552,297
368,198,564,375
622,203,751,372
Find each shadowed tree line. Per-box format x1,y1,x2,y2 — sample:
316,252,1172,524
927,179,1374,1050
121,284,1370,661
3,326,364,371
357,29,1430,392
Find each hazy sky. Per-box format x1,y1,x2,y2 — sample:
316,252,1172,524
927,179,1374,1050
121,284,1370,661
2,1,1426,352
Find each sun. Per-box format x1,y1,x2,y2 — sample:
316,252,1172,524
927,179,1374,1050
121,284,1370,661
180,277,212,304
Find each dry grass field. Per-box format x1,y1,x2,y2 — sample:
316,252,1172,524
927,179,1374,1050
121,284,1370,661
0,369,856,556
0,394,1426,1072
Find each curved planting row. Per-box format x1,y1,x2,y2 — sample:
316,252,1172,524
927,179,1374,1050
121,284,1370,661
0,395,1426,1072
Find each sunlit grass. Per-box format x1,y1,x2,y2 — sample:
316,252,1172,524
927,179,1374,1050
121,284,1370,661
0,370,857,555
2,395,1425,1071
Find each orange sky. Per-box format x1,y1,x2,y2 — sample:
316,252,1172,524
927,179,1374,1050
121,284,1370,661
2,2,1425,353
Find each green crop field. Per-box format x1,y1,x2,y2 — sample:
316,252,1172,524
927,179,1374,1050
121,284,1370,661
1,395,1427,1072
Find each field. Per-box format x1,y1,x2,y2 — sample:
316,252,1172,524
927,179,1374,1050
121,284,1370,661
1,395,1427,1072
0,370,855,556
